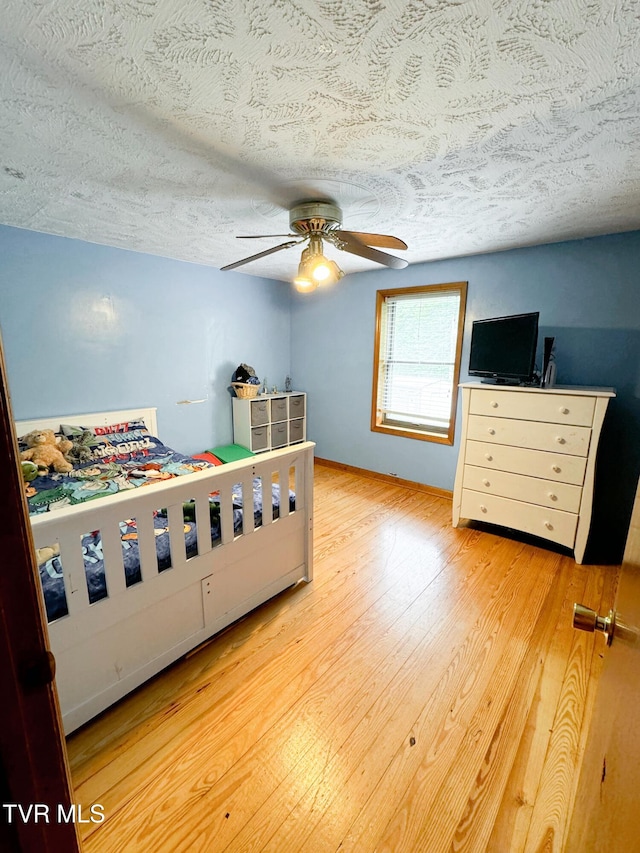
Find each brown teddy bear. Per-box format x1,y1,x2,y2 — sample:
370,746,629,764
20,429,73,474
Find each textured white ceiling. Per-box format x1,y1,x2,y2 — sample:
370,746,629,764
1,0,639,281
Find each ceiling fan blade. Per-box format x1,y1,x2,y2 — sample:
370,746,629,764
220,240,301,271
236,234,298,239
334,230,408,250
336,233,408,269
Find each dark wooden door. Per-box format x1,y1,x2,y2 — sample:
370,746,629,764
0,332,80,852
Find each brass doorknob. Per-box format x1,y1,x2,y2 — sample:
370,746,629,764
573,603,615,646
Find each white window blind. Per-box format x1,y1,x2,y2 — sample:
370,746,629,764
378,288,462,434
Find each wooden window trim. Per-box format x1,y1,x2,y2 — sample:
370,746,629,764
371,282,467,446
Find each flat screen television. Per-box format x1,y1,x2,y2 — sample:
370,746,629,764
468,312,539,385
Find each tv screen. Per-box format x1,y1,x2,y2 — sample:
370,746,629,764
468,312,539,384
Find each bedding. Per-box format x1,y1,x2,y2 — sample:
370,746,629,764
24,429,294,623
22,426,210,513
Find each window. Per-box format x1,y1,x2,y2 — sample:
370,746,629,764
371,282,467,445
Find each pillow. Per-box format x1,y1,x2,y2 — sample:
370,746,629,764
16,419,149,455
206,444,255,464
60,418,148,437
192,451,223,466
60,421,156,464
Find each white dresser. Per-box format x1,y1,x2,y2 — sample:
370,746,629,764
452,383,615,563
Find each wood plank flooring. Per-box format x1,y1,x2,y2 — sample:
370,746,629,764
67,462,619,852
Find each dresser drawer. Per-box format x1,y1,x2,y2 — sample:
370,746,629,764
463,465,582,513
469,389,596,426
460,489,578,549
464,441,587,485
467,415,591,457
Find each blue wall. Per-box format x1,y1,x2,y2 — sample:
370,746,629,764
291,231,640,562
2,224,638,561
0,225,292,454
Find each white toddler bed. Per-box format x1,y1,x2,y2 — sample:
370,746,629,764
17,407,314,734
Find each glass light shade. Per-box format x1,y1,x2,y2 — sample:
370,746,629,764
292,236,344,290
326,260,345,283
293,274,318,293
309,258,332,282
307,257,344,285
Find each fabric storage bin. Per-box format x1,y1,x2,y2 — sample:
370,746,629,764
289,419,304,443
250,399,269,426
251,427,269,451
270,397,288,421
289,395,305,418
271,422,288,447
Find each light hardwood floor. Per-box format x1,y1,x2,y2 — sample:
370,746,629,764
67,462,618,852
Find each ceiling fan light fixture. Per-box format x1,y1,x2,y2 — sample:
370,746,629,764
294,256,343,290
295,235,344,288
308,257,332,282
328,259,345,283
308,257,344,285
293,253,319,292
293,274,318,293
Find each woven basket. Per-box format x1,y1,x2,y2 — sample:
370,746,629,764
232,382,260,399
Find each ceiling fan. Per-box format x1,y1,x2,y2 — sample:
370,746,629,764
220,200,408,291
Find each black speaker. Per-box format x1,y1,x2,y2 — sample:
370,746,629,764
541,337,556,387
542,336,554,376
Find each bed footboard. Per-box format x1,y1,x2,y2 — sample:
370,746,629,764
29,442,314,733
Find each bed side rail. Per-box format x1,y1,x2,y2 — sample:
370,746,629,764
29,442,315,633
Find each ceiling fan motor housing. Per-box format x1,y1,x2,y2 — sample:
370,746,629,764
289,201,342,234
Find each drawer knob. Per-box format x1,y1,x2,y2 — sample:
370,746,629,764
480,504,487,513
485,453,493,461
555,436,566,444
559,406,569,415
490,401,498,408
552,464,561,473
548,493,558,501
544,521,554,530
488,428,496,435
482,479,490,487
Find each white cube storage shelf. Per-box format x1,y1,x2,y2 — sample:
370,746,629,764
452,383,615,564
233,392,307,453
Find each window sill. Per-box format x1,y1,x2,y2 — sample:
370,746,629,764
371,422,454,445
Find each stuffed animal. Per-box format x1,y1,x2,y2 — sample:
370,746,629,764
20,429,73,474
67,429,95,464
35,543,60,565
56,434,73,453
21,460,40,482
20,460,40,497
